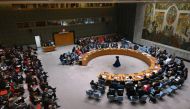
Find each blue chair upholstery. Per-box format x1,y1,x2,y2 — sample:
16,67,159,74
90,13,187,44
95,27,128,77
111,82,118,89
170,85,178,90
109,88,115,92
98,79,105,85
116,96,123,102
91,85,96,90
155,91,166,99
139,46,147,53
129,96,139,103
107,95,115,101
86,90,94,97
165,87,174,95
93,91,101,99
150,88,155,95
158,83,164,88
139,95,148,103
98,86,105,94
117,85,125,90
117,88,124,92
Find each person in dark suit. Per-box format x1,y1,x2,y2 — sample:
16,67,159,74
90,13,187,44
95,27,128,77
126,86,136,99
90,80,98,90
150,72,157,79
72,46,76,53
113,56,121,68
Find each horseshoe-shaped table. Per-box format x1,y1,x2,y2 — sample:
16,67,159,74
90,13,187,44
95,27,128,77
81,48,160,82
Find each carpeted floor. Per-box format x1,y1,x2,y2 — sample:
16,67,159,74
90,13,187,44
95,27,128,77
37,45,190,109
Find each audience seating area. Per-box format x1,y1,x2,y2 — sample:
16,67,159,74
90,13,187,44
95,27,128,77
0,46,60,109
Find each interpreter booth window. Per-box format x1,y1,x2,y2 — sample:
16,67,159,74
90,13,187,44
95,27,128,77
36,21,46,27
47,20,61,26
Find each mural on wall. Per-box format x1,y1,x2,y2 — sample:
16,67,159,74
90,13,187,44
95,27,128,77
155,3,172,10
142,3,190,51
144,3,154,28
154,12,164,31
176,13,190,48
176,3,190,10
166,6,177,25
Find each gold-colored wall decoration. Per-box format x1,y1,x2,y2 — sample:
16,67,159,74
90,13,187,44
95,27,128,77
154,12,164,31
176,13,190,43
144,4,154,28
166,6,177,25
155,3,172,10
142,3,190,51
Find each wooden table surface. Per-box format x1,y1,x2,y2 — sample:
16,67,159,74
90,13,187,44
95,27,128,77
42,46,56,52
81,48,160,81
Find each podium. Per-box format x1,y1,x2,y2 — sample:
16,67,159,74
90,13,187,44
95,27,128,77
54,32,74,46
42,46,56,52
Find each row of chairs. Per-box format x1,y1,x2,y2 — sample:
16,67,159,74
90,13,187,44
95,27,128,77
107,94,124,103
107,80,125,103
128,82,182,104
86,78,183,104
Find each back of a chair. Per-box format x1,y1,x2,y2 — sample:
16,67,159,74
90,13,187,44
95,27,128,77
139,95,148,101
86,90,93,96
93,91,101,99
109,88,115,92
116,96,123,102
91,85,96,90
98,79,105,85
130,96,139,102
107,95,115,101
117,88,124,92
117,89,124,96
98,86,105,94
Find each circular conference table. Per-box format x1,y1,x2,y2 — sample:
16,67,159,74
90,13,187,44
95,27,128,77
81,48,161,82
